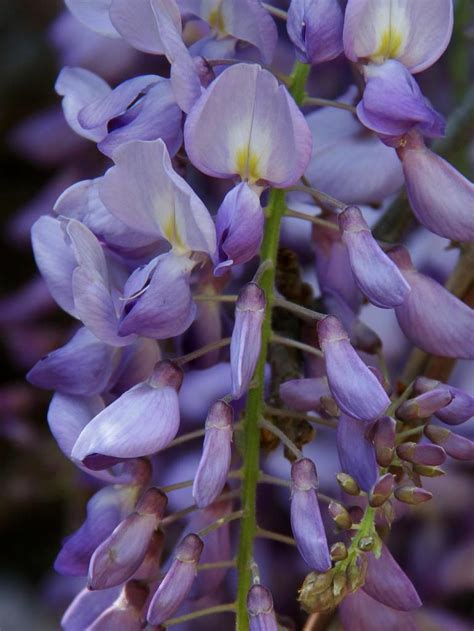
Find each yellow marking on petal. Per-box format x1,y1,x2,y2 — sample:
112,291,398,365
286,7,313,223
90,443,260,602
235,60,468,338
372,27,403,63
235,147,260,184
163,212,188,255
209,8,226,34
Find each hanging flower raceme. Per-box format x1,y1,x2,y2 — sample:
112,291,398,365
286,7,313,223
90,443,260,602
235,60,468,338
387,246,474,358
397,131,474,243
343,0,454,74
184,63,313,189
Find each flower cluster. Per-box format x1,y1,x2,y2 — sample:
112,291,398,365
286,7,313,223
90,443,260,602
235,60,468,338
14,0,474,629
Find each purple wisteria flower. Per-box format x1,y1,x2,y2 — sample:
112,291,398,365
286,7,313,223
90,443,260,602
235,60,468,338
12,0,474,629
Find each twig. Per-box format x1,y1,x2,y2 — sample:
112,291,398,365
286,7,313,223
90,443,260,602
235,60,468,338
270,333,324,358
303,96,357,113
264,404,338,430
175,337,231,365
256,527,297,546
259,418,303,459
163,603,236,627
262,2,287,20
274,296,326,322
285,207,340,231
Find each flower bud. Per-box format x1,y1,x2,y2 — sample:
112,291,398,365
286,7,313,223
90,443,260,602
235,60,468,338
415,377,474,425
247,584,278,631
358,536,375,552
336,472,360,496
318,316,390,421
193,400,233,508
397,390,452,421
328,501,353,530
371,416,396,467
396,442,446,466
330,542,348,561
290,459,331,572
231,283,265,399
424,425,474,461
346,554,367,593
338,205,410,308
299,573,336,613
369,473,395,508
88,488,167,589
147,534,203,625
412,464,445,478
332,572,347,598
279,377,331,412
394,485,432,505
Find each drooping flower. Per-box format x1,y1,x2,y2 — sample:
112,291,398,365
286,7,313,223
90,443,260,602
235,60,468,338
398,132,474,243
287,0,344,65
247,584,278,631
357,60,445,142
388,245,474,358
230,282,265,398
290,458,331,572
147,533,204,625
184,63,312,188
87,580,149,631
343,0,454,73
317,316,390,421
338,205,411,308
71,360,183,467
193,399,233,507
337,414,378,492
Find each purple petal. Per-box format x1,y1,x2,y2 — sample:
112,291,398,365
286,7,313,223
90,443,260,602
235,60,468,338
339,588,420,631
399,138,474,243
109,0,182,54
54,484,139,576
147,534,203,625
62,586,122,631
231,283,266,399
306,87,404,205
290,459,331,572
397,389,453,421
184,63,312,188
357,61,445,140
287,0,343,64
337,414,378,492
193,400,233,508
339,205,411,308
215,182,263,274
279,377,331,412
388,246,474,359
118,253,196,340
100,138,216,255
318,316,390,421
343,0,453,73
64,0,119,38
364,545,422,610
27,327,119,395
71,361,183,464
424,425,474,461
87,581,148,631
247,584,278,631
55,67,110,141
88,488,167,589
31,215,78,316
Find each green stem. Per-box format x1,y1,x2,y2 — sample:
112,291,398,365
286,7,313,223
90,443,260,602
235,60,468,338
235,189,286,630
289,62,311,106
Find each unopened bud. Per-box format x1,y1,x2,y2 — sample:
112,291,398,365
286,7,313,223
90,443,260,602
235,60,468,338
247,584,277,630
320,395,340,418
330,542,347,561
298,572,335,613
348,505,364,524
332,572,347,599
346,555,367,593
396,441,446,466
424,424,474,461
369,473,395,507
336,472,360,495
329,501,353,529
358,536,375,552
412,463,445,477
394,485,432,505
372,416,396,467
397,390,452,421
